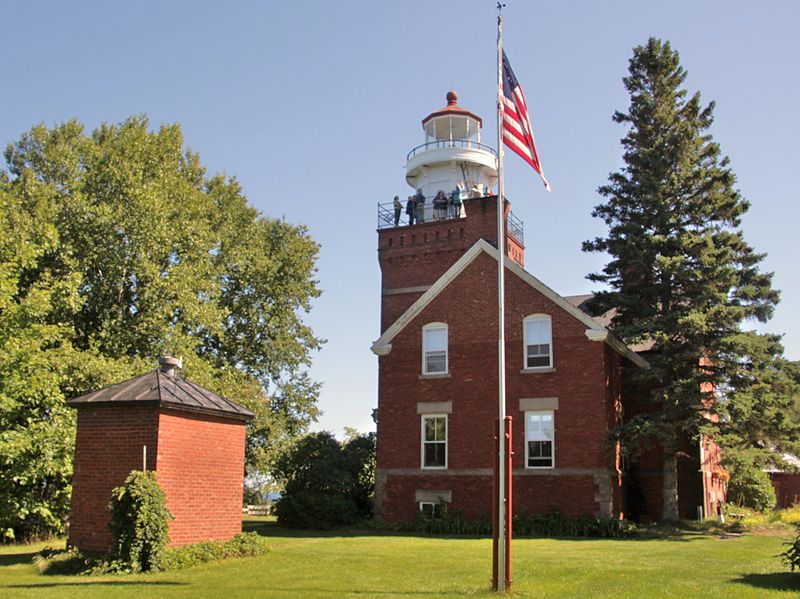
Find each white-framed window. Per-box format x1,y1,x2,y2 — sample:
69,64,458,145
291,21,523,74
525,410,554,468
419,501,447,518
421,414,447,469
422,323,448,374
523,314,552,369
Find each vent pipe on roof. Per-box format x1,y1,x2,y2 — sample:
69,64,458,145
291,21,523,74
158,355,180,378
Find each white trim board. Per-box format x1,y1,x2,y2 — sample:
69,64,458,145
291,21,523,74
371,238,648,369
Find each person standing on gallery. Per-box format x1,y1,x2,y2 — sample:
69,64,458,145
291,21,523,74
433,190,448,220
415,188,426,223
405,195,416,225
393,195,402,227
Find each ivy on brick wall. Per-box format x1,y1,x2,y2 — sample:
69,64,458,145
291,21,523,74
108,470,173,572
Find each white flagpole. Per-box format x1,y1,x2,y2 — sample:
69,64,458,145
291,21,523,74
495,4,508,593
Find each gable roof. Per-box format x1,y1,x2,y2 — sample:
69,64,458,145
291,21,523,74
564,294,655,353
67,369,255,421
371,238,648,369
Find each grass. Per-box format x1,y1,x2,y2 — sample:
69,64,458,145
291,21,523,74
0,517,797,598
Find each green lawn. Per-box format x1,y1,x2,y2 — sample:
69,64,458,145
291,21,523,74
1,519,798,598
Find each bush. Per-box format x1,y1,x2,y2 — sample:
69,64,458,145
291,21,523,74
274,489,360,529
108,470,173,572
33,547,101,575
781,523,800,571
365,508,636,538
412,509,492,536
273,432,375,529
34,533,269,575
159,532,269,571
725,460,777,512
513,510,637,538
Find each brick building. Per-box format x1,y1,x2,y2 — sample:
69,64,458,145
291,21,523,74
372,92,724,522
68,356,253,552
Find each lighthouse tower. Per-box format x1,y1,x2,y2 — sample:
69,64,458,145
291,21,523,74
375,91,526,333
406,91,498,220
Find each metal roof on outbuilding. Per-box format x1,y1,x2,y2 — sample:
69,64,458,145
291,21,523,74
67,357,254,422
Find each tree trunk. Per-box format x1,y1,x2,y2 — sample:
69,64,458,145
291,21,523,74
662,433,680,521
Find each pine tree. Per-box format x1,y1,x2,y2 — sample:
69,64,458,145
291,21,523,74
584,38,781,520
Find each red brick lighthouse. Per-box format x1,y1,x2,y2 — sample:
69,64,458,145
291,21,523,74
371,92,650,523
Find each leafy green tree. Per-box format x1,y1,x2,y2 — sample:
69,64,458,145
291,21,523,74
0,116,322,540
273,431,376,529
723,449,777,512
584,38,781,520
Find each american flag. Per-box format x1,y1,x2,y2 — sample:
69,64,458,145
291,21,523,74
501,51,551,191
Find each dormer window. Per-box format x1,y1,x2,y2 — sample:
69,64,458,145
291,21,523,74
523,314,552,369
422,323,448,375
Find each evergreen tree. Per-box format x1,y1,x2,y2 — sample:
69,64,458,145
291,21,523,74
584,38,781,520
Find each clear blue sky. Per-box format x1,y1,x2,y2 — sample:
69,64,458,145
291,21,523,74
4,1,798,435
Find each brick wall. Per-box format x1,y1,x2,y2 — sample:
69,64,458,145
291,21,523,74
383,474,602,522
771,473,800,508
378,197,522,329
69,405,246,553
156,409,246,546
376,246,620,520
69,405,159,553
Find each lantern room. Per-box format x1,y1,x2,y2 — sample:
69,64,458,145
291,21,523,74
406,91,498,199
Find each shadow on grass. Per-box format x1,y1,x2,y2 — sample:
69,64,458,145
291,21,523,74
733,572,800,592
0,550,38,567
8,581,186,589
243,518,716,543
241,585,465,596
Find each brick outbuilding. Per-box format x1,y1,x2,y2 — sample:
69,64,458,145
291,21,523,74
67,357,253,553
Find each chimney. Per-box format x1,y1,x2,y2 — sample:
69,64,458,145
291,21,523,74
158,355,180,378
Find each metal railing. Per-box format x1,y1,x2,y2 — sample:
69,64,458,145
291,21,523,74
378,194,464,228
377,196,524,246
406,140,498,162
506,210,524,245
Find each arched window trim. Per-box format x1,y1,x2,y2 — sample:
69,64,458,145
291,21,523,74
422,322,448,375
523,314,553,370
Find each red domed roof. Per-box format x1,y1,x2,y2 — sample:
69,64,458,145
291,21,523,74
422,90,483,128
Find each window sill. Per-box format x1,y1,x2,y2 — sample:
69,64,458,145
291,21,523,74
419,373,451,380
520,367,556,374
421,466,448,471
525,465,555,470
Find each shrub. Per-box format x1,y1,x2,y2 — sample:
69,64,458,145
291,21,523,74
274,489,360,529
723,451,778,512
34,533,269,575
725,461,777,512
513,510,637,538
411,509,492,536
33,547,100,575
365,508,636,538
273,432,375,529
781,523,800,571
159,532,269,570
108,470,173,572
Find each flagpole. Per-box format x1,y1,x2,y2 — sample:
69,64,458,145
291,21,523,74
494,3,508,593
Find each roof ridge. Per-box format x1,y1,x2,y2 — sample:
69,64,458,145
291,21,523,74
68,367,254,419
371,239,647,368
